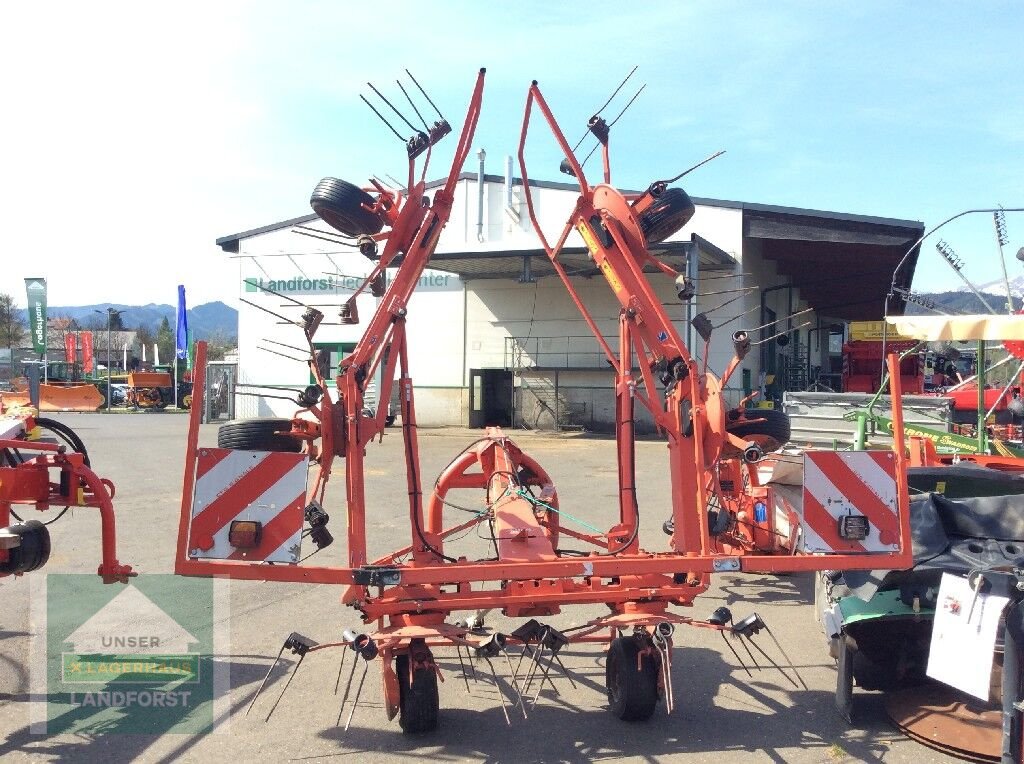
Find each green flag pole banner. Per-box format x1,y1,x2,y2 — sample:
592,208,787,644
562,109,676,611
25,277,47,355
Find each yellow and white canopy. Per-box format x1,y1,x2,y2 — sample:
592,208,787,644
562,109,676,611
885,314,1024,342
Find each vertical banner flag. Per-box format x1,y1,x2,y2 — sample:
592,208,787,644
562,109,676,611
176,285,189,361
81,331,95,374
64,333,77,364
24,277,47,355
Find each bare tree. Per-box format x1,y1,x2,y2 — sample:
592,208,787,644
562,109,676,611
136,324,155,355
0,293,27,350
82,314,107,332
48,314,81,358
205,329,235,362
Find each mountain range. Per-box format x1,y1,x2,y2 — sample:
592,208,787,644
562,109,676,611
18,301,238,339
908,275,1024,315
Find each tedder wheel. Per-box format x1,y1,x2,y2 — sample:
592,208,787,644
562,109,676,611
396,641,439,734
310,177,384,238
722,408,792,458
0,520,51,574
606,636,659,721
217,418,302,453
34,417,91,467
638,187,696,245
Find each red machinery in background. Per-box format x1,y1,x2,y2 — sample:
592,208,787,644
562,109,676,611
0,409,133,582
842,339,922,394
175,70,914,733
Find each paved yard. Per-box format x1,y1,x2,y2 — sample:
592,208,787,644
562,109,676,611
0,414,958,762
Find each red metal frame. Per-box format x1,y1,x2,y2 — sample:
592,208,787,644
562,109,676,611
174,73,915,724
1,413,133,582
176,74,914,599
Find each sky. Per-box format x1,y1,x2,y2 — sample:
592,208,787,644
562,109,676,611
0,1,1021,309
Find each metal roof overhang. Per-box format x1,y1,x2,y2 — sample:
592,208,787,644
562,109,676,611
744,209,924,322
386,234,737,281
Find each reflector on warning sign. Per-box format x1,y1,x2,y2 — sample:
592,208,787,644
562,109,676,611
798,451,900,554
187,448,308,563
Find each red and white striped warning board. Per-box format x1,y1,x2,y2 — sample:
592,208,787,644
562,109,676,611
187,447,308,563
799,450,900,554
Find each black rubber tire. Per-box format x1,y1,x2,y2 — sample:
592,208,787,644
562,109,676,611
0,520,51,574
34,417,90,467
639,187,695,245
723,408,792,457
606,636,659,721
310,177,384,237
396,648,439,734
217,418,301,453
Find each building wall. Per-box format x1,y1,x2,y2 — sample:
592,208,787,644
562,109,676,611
462,192,762,431
231,221,464,422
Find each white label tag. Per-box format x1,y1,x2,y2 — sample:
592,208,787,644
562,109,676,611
927,572,1009,700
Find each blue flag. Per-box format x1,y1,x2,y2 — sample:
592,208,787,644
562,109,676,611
176,285,189,360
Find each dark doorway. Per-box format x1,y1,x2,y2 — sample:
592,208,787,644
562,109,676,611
469,369,513,428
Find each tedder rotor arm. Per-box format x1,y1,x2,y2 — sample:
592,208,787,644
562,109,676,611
518,81,717,561
307,68,486,569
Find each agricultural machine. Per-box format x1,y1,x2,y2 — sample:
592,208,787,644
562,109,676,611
5,361,104,412
0,408,133,581
175,69,915,733
124,369,190,409
822,210,1024,763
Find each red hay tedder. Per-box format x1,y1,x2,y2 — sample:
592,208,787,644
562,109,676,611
174,69,914,732
0,409,133,583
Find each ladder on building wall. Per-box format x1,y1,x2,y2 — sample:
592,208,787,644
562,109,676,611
519,373,585,431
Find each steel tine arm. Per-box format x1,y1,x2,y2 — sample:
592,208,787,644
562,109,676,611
719,631,753,677
246,642,288,716
744,635,799,689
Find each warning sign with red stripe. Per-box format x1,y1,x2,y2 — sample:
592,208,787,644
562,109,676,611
799,451,900,554
187,447,308,563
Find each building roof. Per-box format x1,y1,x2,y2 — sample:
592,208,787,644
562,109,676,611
214,174,921,252
216,174,924,322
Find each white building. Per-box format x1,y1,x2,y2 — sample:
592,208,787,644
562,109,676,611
216,166,923,431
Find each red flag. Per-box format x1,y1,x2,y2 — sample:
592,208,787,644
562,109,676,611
64,333,77,364
81,331,95,374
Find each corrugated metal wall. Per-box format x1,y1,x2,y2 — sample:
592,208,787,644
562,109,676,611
782,392,953,449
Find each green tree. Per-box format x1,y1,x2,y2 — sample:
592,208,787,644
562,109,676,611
0,293,27,350
156,316,174,365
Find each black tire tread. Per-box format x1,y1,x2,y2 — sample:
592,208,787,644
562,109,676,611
217,418,301,453
396,652,439,733
310,177,383,237
0,520,51,574
639,187,695,245
34,417,90,467
606,636,659,721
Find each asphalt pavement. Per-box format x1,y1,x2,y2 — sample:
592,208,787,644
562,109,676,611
0,414,960,763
